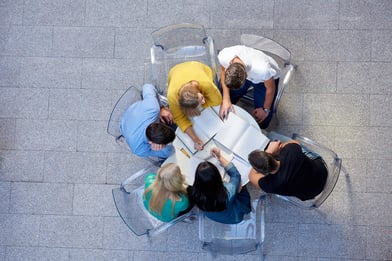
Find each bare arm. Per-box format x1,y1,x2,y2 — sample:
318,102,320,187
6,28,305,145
211,147,229,167
159,107,173,125
253,77,276,123
184,126,204,151
219,65,235,119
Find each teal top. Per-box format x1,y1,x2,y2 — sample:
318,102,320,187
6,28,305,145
143,173,190,222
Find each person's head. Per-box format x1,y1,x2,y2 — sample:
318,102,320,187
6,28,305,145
190,161,227,212
178,80,205,117
248,150,278,175
224,62,247,89
156,163,187,193
144,163,187,215
146,122,175,145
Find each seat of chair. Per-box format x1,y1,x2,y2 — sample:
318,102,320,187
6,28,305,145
198,196,265,255
150,23,218,96
267,132,342,209
112,186,163,236
112,165,195,237
238,34,296,122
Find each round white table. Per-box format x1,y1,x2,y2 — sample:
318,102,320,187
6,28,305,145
164,105,266,186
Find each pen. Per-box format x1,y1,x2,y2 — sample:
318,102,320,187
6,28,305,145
180,148,190,158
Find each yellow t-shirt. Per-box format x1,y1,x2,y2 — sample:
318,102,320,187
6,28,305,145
167,61,222,132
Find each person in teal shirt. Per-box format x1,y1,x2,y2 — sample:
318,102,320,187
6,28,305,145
143,163,190,222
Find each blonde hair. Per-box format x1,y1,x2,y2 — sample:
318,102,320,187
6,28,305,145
179,81,201,117
144,163,188,216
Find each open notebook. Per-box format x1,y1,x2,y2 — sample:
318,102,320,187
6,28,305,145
175,107,224,154
175,106,270,160
170,139,231,185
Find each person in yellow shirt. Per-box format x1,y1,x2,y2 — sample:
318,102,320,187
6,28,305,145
167,61,222,151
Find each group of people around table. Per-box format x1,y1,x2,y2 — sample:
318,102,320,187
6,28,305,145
120,44,328,224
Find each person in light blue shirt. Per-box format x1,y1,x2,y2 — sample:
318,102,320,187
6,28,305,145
120,84,175,159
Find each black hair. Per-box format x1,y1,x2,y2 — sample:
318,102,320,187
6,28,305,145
145,122,175,145
190,161,227,212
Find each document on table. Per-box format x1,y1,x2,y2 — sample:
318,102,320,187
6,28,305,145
175,107,224,154
213,111,270,161
175,106,269,157
171,142,231,185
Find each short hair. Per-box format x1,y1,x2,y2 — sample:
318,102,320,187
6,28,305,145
224,62,247,89
190,161,227,212
248,150,278,175
178,81,201,117
145,122,175,145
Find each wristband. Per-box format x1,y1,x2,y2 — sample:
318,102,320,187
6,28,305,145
263,108,271,114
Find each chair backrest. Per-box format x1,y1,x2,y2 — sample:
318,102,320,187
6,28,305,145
275,133,342,209
198,195,265,256
240,34,296,115
107,86,141,141
107,86,163,166
112,165,194,237
150,23,218,96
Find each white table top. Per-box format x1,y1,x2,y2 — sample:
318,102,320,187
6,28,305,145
164,105,265,186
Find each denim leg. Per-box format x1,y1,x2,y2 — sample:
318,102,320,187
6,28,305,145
301,146,322,160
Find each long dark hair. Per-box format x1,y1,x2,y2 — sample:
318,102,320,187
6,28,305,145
190,161,227,211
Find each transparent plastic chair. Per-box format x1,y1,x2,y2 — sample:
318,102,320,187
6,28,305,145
239,34,297,124
150,23,218,98
198,195,266,256
112,165,195,238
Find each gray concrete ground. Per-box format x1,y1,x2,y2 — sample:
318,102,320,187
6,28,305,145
1,0,391,260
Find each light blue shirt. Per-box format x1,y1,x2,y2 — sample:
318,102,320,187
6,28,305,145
120,84,174,158
205,162,251,224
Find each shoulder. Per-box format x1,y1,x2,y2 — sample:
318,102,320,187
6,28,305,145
283,143,302,153
218,45,242,60
281,143,303,161
144,173,156,184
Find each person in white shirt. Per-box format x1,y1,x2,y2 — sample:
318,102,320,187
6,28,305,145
218,45,281,129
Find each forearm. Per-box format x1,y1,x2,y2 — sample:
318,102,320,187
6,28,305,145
263,78,276,110
220,66,231,103
184,126,200,143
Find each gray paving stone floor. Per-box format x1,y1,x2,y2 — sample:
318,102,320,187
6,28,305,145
0,0,391,260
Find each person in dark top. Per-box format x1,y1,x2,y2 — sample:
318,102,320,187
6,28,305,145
248,139,327,201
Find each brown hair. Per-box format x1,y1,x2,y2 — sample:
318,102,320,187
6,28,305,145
248,150,278,175
178,81,201,117
224,62,247,89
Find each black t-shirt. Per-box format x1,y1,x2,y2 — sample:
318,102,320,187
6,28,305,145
258,143,327,200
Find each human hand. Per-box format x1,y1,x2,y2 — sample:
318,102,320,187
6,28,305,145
219,100,235,120
210,147,221,159
149,142,165,151
194,140,204,151
159,107,173,125
265,140,282,156
253,108,268,124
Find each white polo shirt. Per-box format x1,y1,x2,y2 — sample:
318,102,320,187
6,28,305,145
218,45,281,84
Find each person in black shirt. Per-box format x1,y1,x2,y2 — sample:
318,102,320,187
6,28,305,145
248,139,327,201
